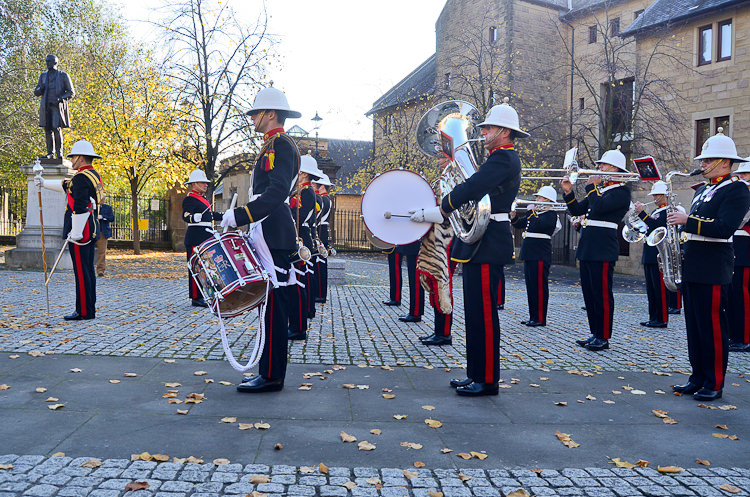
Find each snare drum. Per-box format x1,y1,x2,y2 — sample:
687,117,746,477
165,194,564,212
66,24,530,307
188,231,269,318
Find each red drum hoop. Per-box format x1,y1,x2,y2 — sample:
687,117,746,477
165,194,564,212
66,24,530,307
361,169,436,246
188,231,269,318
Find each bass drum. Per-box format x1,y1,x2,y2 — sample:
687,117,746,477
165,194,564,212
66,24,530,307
361,169,436,246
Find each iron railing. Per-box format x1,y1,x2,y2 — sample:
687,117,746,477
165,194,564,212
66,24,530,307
0,186,27,236
107,194,170,242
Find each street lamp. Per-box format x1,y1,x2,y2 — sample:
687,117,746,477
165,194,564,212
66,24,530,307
312,111,323,155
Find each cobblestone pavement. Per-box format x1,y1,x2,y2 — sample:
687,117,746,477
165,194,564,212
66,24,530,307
1,250,749,496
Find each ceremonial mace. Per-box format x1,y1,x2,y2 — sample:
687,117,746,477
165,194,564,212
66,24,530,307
33,160,50,314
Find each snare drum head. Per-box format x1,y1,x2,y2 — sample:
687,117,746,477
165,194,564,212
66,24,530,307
361,169,436,245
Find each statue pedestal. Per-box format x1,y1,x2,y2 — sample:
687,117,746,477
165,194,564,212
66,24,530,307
5,160,74,270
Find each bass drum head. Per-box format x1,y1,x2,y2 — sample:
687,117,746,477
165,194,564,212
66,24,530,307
361,169,435,246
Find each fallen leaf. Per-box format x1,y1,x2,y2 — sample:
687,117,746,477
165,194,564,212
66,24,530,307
254,422,270,430
715,424,728,430
274,443,283,450
1,384,14,391
610,458,635,469
425,419,443,428
81,460,102,468
458,472,472,482
343,481,357,490
365,478,381,485
631,389,646,395
657,466,684,473
193,371,207,376
219,381,232,386
370,429,382,435
185,456,203,463
220,417,236,423
238,423,254,430
663,417,678,424
35,387,47,393
603,400,616,405
51,453,65,457
554,401,568,407
655,390,666,394
109,380,120,384
163,359,175,363
422,405,436,411
319,463,329,474
48,403,65,410
719,484,740,494
696,458,710,466
555,430,580,448
470,451,488,460
718,405,737,410
164,382,181,388
70,368,82,373
356,385,369,390
123,373,137,378
358,441,376,451
213,458,230,465
382,393,395,399
342,384,355,389
250,475,271,484
413,461,425,468
45,397,59,402
28,350,44,357
249,492,266,497
9,355,19,359
440,448,453,454
403,470,418,479
635,460,650,467
506,490,530,497
429,493,444,497
400,442,422,449
298,384,312,391
176,409,188,415
124,481,149,492
153,454,169,462
713,433,729,439
393,414,407,420
585,394,596,401
0,464,13,470
652,410,669,419
299,467,315,474
457,453,472,460
340,431,357,443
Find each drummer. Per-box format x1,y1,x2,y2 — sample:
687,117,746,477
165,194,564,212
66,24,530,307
182,169,223,307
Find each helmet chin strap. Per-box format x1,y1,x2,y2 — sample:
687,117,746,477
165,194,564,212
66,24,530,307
702,158,725,177
484,127,505,147
254,110,267,134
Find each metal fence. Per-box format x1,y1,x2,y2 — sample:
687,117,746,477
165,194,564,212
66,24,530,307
108,194,170,242
0,186,27,236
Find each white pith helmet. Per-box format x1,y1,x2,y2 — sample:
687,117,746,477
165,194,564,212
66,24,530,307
246,85,301,118
736,160,750,174
649,180,668,196
596,146,628,172
694,128,747,162
314,173,333,187
67,139,102,160
535,185,557,202
185,169,210,185
300,154,322,178
477,97,529,138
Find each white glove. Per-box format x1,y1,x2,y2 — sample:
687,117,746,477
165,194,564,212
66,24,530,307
221,209,237,229
37,178,65,193
409,206,445,224
68,213,88,241
34,176,45,188
193,213,202,222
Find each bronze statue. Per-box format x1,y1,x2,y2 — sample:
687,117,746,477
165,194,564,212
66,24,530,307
34,54,75,159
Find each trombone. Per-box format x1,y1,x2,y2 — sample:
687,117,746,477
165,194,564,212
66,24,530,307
522,164,641,183
513,199,568,212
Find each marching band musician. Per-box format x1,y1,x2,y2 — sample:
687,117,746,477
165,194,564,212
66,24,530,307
510,185,560,327
411,98,527,396
221,86,301,393
633,180,682,328
668,130,750,400
382,245,403,306
182,169,223,308
397,240,425,323
728,160,750,353
304,155,321,320
313,174,333,304
35,139,103,320
561,147,631,351
287,154,321,340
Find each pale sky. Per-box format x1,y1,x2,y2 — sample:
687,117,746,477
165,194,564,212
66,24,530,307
121,0,447,142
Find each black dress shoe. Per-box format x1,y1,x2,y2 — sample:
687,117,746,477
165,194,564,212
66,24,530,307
399,314,421,323
640,320,655,327
191,298,208,308
643,321,668,328
693,388,722,401
585,338,609,351
288,331,307,340
308,313,316,319
523,320,545,327
315,298,326,303
421,335,452,346
64,312,94,321
456,382,499,396
497,304,504,310
575,336,595,347
672,382,701,395
667,307,681,315
382,300,401,306
729,342,750,352
236,376,284,393
450,377,473,388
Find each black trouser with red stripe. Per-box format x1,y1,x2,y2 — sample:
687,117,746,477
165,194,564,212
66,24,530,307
728,266,750,345
405,254,424,317
307,262,317,319
187,245,200,299
644,263,668,324
315,257,328,302
667,289,681,310
434,309,452,338
260,285,289,380
580,261,615,339
387,252,402,303
463,263,502,384
496,266,506,307
524,260,549,324
683,282,729,391
287,261,308,333
69,241,96,318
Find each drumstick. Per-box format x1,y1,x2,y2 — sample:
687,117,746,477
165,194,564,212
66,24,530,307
223,193,238,233
384,211,411,219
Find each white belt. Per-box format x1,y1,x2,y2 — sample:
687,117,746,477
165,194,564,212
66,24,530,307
523,232,551,240
188,222,213,227
581,219,618,229
683,233,733,243
734,230,750,237
490,213,509,222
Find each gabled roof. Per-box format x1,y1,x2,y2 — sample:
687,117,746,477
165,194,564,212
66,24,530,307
365,54,436,116
561,0,632,20
326,139,372,194
621,0,749,36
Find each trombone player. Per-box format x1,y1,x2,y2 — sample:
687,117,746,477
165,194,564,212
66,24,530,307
411,98,527,396
561,147,631,351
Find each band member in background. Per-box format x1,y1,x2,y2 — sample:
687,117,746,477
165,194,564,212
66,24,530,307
304,155,322,320
313,174,333,304
397,240,424,323
634,180,683,328
497,269,506,310
221,86,301,393
36,140,103,320
667,290,682,315
287,154,321,340
562,146,631,351
510,185,560,327
182,169,223,307
728,160,750,352
383,245,402,306
669,130,750,400
412,97,526,396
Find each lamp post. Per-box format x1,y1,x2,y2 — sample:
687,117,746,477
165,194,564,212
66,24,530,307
312,111,323,156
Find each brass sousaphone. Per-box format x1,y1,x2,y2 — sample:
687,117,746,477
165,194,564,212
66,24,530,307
416,100,490,244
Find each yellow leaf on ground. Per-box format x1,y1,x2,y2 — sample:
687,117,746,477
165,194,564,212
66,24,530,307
176,409,188,415
51,453,65,457
441,448,453,454
48,403,65,410
358,441,376,451
35,387,47,393
586,395,596,401
429,492,444,497
164,382,181,388
370,429,382,435
193,371,208,376
657,466,684,473
400,442,422,450
340,431,357,443
506,490,530,497
696,458,710,466
715,424,728,430
109,380,120,384
555,431,580,448
365,478,381,485
652,410,669,418
610,458,635,469
220,417,236,423
343,384,355,389
249,491,266,497
153,454,169,462
124,373,137,377
403,470,418,479
470,451,488,460
319,463,329,474
343,481,357,490
238,423,253,430
219,381,232,386
81,460,102,468
299,467,315,474
635,460,650,467
422,405,436,411
185,456,203,463
254,422,270,430
70,368,82,373
213,459,230,465
459,473,472,482
713,433,729,439
719,484,740,494
413,461,425,468
457,453,472,460
0,464,13,470
9,355,19,359
250,475,271,484
425,419,443,428
554,402,567,406
382,394,395,399
393,414,407,420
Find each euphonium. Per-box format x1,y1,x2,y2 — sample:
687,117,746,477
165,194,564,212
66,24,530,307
416,100,490,244
622,202,650,243
645,170,702,291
